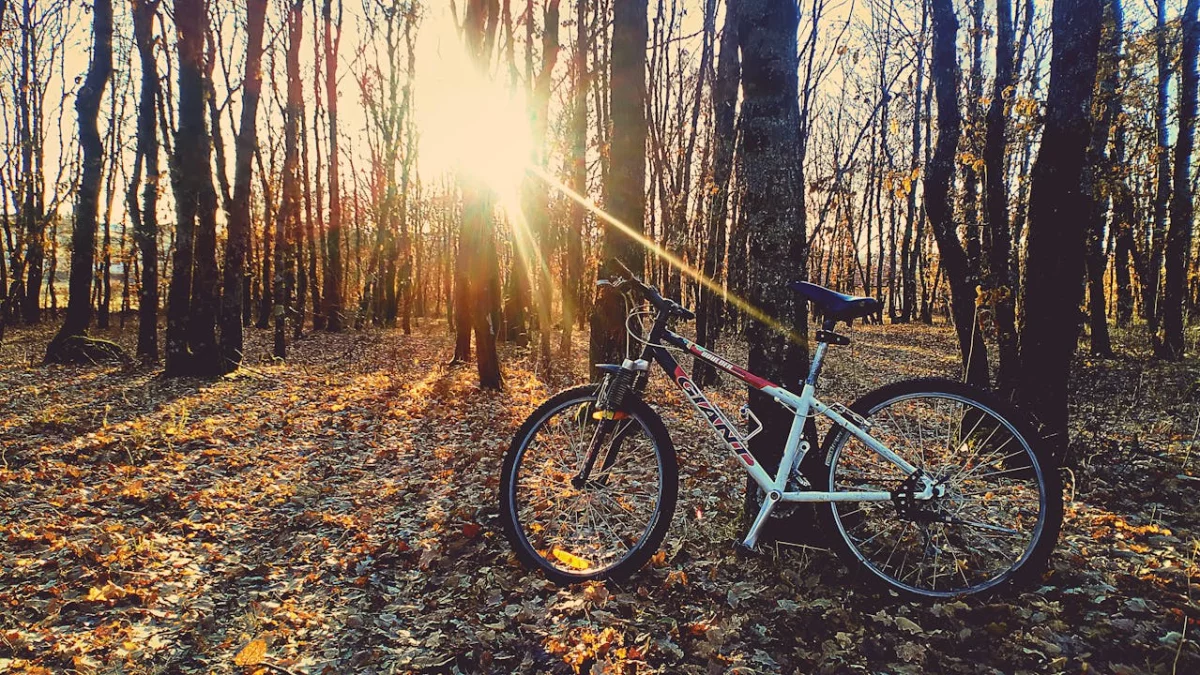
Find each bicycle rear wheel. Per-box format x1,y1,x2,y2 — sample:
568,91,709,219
500,385,677,584
820,378,1062,599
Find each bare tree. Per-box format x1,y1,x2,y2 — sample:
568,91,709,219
1018,0,1103,453
218,0,267,371
590,0,647,376
1160,0,1199,359
925,0,988,386
129,0,163,361
321,0,345,332
695,0,738,387
737,0,809,487
46,0,115,363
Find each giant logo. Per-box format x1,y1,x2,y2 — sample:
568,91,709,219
674,367,756,467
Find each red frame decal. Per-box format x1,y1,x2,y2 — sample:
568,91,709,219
673,365,756,467
684,343,777,390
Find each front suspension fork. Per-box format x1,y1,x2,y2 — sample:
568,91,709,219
572,360,647,485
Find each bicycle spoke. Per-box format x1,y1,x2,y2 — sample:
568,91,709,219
828,389,1056,598
512,394,664,576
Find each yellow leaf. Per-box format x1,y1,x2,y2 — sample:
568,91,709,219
234,638,268,667
551,548,592,570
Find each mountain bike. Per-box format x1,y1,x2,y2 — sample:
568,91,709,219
499,259,1062,599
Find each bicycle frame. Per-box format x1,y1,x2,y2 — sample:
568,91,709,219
631,312,926,548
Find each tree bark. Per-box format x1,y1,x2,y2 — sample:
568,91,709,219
1144,0,1171,343
130,0,162,361
695,0,739,386
1160,0,1199,359
561,0,588,359
983,0,1019,388
1082,0,1122,359
165,0,222,376
590,0,648,377
925,0,989,386
46,0,113,362
274,0,304,359
737,0,809,480
321,0,345,332
1018,0,1103,454
218,0,267,372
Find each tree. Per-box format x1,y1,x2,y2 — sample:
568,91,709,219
737,0,809,485
1144,0,1171,344
561,0,588,358
165,0,222,376
45,0,114,363
1160,0,1199,360
925,0,988,386
321,0,345,332
218,0,267,371
695,0,739,387
458,0,503,389
274,0,304,359
982,0,1019,388
589,0,647,376
1081,0,1122,359
129,0,162,361
1018,0,1103,453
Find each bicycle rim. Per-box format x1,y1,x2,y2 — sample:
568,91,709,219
828,391,1050,597
508,394,667,578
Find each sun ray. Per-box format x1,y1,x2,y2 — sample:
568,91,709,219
525,165,809,347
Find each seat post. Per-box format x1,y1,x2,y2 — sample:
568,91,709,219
806,316,847,387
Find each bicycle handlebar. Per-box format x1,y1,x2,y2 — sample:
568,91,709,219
598,258,695,321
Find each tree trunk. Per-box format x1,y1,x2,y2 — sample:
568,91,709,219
1018,0,1103,455
219,0,267,372
695,0,739,386
561,0,588,359
900,1,927,325
1160,0,1199,359
1082,0,1122,359
46,0,113,362
274,0,304,359
321,0,345,332
983,0,1019,389
460,0,503,389
590,0,648,377
130,0,162,361
737,0,809,483
1144,0,1171,343
165,0,221,376
925,0,989,386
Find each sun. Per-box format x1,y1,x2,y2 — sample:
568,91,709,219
414,10,532,201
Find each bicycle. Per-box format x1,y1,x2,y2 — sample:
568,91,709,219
499,259,1062,599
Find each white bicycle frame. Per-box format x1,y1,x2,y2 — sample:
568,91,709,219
661,337,938,549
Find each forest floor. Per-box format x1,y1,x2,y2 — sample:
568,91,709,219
0,317,1197,674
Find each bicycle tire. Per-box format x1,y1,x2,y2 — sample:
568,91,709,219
817,378,1063,599
500,384,678,584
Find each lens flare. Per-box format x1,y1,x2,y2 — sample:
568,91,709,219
415,25,531,199
525,165,808,346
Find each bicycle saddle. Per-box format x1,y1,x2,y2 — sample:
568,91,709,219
788,281,881,322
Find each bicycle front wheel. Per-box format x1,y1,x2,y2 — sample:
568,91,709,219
500,385,677,584
820,378,1062,599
